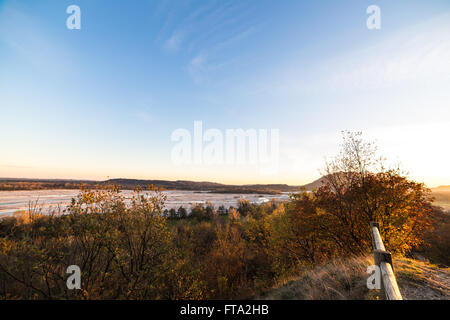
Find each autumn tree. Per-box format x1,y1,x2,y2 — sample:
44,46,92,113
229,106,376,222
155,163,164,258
314,131,433,254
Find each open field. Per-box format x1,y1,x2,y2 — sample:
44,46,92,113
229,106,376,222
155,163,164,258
0,189,289,217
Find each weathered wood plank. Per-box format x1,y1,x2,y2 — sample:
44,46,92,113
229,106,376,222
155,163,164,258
380,261,403,300
370,223,386,251
370,222,403,300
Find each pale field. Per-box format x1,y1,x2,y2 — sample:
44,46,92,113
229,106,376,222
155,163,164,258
0,189,290,217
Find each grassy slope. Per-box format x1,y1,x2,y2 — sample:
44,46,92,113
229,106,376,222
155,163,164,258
260,256,449,300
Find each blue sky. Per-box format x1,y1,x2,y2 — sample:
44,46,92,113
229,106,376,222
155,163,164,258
1,0,450,186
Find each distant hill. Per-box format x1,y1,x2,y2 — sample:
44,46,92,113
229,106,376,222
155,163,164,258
431,186,450,211
0,177,330,193
107,179,300,194
0,178,96,191
301,176,328,191
432,185,450,191
300,172,365,191
107,178,224,191
0,178,301,193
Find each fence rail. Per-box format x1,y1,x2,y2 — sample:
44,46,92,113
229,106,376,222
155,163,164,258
370,222,403,300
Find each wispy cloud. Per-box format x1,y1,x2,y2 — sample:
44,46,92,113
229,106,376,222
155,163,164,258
163,30,185,52
187,54,207,83
213,24,261,52
325,13,450,92
247,12,450,98
155,1,262,83
185,23,261,83
187,52,238,85
135,110,153,124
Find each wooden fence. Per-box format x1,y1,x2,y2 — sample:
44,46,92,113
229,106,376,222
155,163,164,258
370,222,403,300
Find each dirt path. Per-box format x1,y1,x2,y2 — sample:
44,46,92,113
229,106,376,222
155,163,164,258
395,257,449,300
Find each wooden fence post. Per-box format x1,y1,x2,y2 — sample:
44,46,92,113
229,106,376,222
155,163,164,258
370,222,403,300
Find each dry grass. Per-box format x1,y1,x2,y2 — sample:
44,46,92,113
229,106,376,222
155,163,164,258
260,255,449,300
260,256,381,300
